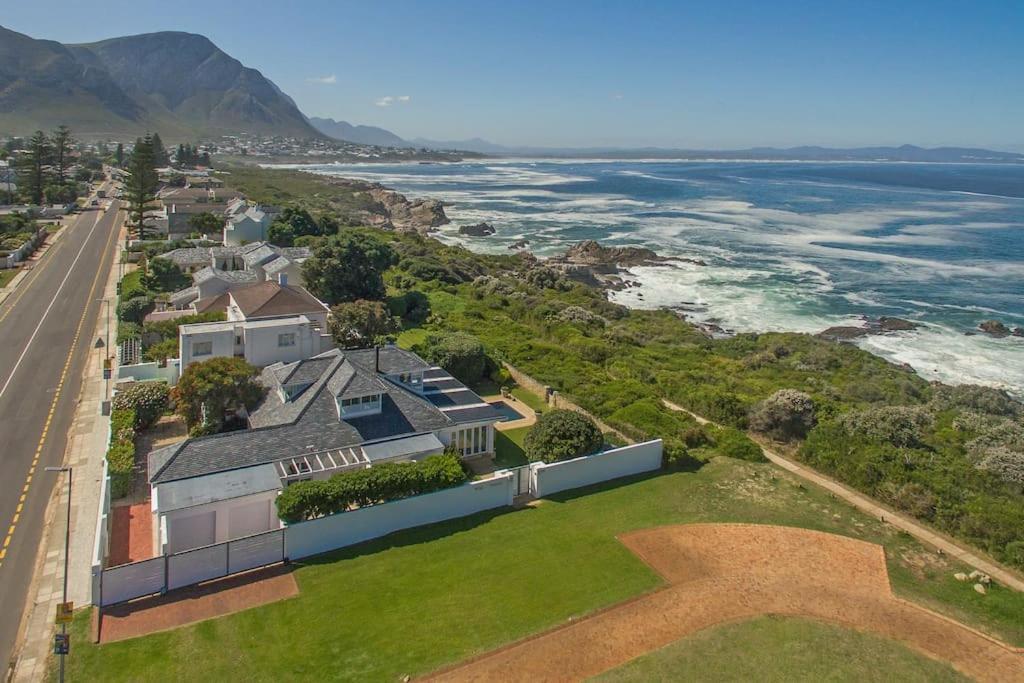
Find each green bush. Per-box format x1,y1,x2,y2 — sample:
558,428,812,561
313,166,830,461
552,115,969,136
107,408,138,498
749,389,817,442
112,382,170,429
708,426,765,462
119,270,146,301
524,409,604,464
275,453,468,523
117,296,153,324
416,332,488,385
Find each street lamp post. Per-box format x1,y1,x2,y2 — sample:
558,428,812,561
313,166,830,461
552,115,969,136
45,466,72,683
95,298,111,399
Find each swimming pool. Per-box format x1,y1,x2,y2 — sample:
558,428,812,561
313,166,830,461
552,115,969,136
489,400,528,422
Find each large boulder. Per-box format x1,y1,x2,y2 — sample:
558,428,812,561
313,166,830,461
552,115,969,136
978,320,1011,337
458,222,496,236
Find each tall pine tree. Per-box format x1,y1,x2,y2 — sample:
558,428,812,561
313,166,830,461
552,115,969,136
151,132,170,167
125,134,160,241
51,125,74,186
16,131,51,206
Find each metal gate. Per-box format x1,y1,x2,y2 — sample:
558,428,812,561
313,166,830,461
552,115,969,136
508,465,533,497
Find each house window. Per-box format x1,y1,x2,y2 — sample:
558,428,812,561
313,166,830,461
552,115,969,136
193,341,213,357
278,332,296,347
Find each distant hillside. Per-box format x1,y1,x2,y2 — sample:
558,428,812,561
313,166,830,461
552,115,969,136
309,117,407,146
0,25,321,140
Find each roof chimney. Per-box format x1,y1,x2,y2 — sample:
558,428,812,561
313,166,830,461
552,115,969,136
375,346,380,373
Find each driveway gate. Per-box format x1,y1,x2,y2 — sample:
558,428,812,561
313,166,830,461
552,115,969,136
508,465,533,497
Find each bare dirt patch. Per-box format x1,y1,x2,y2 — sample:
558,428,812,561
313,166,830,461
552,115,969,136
424,524,1023,683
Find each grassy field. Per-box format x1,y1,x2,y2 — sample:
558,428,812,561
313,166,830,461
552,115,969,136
0,268,18,288
594,615,969,683
510,386,546,413
61,456,1024,682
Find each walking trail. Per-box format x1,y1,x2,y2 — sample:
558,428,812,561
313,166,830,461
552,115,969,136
425,524,1024,683
661,398,1024,593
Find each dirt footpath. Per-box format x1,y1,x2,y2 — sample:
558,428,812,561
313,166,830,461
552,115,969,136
425,524,1024,683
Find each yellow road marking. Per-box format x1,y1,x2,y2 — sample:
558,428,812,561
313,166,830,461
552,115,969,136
0,205,121,570
0,213,83,325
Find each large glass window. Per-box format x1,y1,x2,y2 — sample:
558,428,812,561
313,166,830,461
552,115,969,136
193,341,212,356
278,332,296,347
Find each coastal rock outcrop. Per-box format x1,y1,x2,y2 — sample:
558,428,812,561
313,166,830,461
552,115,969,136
507,239,530,250
818,317,920,342
347,181,449,235
458,222,496,236
545,239,704,291
978,320,1012,338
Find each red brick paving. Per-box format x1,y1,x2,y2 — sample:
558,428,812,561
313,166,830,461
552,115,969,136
107,501,154,567
97,565,299,643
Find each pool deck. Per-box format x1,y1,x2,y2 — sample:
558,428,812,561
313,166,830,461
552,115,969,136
483,394,538,431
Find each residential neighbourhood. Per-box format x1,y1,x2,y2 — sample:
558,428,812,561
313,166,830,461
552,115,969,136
2,8,1023,682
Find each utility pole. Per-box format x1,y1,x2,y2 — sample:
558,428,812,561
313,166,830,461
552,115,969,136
45,466,72,683
96,298,111,399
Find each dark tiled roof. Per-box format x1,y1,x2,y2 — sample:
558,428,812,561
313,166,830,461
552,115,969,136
345,347,431,375
149,348,498,484
425,389,489,408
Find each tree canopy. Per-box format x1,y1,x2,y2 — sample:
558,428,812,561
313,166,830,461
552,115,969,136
328,300,401,349
416,332,488,385
301,230,396,304
125,134,161,240
523,409,604,464
174,357,265,435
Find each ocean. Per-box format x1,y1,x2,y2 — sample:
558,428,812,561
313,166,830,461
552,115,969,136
287,159,1024,397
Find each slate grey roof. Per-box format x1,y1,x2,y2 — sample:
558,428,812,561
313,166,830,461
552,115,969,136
243,244,278,268
161,249,213,267
262,256,292,275
345,347,431,375
169,286,199,306
218,270,259,283
149,348,499,485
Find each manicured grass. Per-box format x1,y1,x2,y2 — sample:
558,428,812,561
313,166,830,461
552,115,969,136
510,386,546,414
61,458,1024,682
594,615,969,683
396,327,428,350
494,426,530,468
0,268,18,288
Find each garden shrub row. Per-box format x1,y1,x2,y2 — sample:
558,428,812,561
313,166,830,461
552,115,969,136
275,453,468,524
107,408,137,498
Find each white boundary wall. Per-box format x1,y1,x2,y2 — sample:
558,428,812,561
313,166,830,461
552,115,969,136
531,440,662,498
286,472,514,561
90,433,113,605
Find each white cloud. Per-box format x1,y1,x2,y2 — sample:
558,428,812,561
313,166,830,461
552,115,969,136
611,93,624,100
307,74,337,85
375,95,412,107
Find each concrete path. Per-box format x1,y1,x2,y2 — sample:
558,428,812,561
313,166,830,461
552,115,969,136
661,399,1024,593
8,202,123,682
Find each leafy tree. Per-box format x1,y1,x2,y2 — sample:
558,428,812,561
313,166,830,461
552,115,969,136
328,300,401,348
188,212,224,235
524,409,603,464
174,357,265,434
125,134,161,240
267,220,296,247
416,332,487,385
141,257,190,293
301,230,396,304
749,389,817,441
143,338,179,363
117,296,154,324
111,382,170,429
16,131,51,205
114,142,124,167
269,207,320,246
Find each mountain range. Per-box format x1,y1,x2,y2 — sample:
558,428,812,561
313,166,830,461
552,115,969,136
0,25,320,139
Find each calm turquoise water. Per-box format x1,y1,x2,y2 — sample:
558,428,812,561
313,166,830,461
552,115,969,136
288,160,1024,396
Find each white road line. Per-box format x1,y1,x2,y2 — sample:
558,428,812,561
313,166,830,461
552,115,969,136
0,209,106,402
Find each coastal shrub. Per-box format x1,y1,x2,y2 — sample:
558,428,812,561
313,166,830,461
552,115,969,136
707,426,765,462
555,305,606,327
416,332,488,385
837,406,933,448
275,453,468,523
388,290,431,323
976,448,1024,489
524,409,603,464
674,386,749,428
302,230,397,304
930,383,1022,417
112,382,170,429
329,300,401,348
749,389,817,441
117,296,154,325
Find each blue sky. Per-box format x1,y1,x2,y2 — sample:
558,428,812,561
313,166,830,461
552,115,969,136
5,0,1023,149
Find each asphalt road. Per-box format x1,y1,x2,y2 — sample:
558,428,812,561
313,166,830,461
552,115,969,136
0,194,121,673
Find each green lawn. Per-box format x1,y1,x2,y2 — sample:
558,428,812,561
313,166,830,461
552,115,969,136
593,615,969,683
494,426,530,468
510,386,546,414
62,458,1024,682
0,268,18,288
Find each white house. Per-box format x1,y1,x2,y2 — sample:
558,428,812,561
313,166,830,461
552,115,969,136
223,206,270,246
148,346,501,554
179,280,332,368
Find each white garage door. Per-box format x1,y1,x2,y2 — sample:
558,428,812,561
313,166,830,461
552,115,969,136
228,499,271,540
169,509,216,553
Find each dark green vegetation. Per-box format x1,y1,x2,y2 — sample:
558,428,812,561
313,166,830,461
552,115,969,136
60,457,1024,681
328,300,401,349
8,125,99,205
106,408,138,498
301,231,397,304
594,615,969,683
275,453,468,523
524,409,603,463
124,133,161,239
413,332,489,386
173,357,264,436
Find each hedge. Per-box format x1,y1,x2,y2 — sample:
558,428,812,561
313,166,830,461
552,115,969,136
275,453,467,524
107,408,138,498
